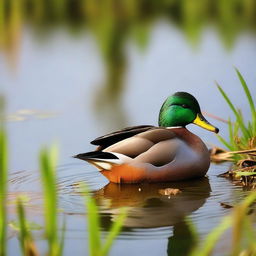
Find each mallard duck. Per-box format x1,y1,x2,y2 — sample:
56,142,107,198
74,92,219,183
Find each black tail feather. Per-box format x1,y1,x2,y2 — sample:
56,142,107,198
73,151,119,161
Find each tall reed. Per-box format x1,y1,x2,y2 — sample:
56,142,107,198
83,185,127,256
0,96,7,256
39,146,64,256
216,69,256,154
190,192,256,256
16,198,39,256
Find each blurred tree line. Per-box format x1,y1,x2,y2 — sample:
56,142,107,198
0,0,255,125
1,0,256,65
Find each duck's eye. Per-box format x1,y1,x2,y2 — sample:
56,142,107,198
181,104,189,108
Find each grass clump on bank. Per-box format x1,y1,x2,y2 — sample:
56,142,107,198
211,69,256,187
216,68,256,153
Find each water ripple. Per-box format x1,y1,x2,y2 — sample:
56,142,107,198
7,161,254,241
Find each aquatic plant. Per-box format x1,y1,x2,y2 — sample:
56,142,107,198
0,96,7,256
212,69,256,186
190,192,256,256
9,143,125,256
16,198,39,256
189,216,231,256
12,149,126,256
190,191,256,256
216,69,256,153
39,146,65,256
0,102,126,256
83,184,127,256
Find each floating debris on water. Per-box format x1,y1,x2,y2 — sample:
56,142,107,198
220,202,233,209
158,188,181,196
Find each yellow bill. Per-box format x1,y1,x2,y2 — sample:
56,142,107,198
193,113,219,133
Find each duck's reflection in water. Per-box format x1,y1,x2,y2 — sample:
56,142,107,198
94,177,210,228
94,178,210,255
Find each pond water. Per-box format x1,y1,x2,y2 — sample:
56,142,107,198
1,19,256,255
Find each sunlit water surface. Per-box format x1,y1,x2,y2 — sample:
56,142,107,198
1,21,256,255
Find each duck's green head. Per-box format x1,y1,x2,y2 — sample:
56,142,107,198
158,92,219,133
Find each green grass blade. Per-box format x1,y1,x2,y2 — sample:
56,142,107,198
227,118,236,150
228,118,233,138
184,217,199,243
190,192,256,256
216,83,250,139
240,191,256,208
83,183,126,256
216,83,239,117
216,135,233,151
17,198,27,255
101,208,127,256
0,129,7,256
190,215,232,256
235,68,256,121
233,120,239,136
235,68,256,136
83,184,101,256
40,146,60,256
183,218,200,253
16,198,39,256
235,172,256,176
248,121,253,137
242,216,256,249
231,192,256,255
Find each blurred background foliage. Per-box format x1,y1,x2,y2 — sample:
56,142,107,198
1,0,256,52
1,0,256,95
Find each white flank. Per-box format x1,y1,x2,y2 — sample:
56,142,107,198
88,152,131,171
92,161,113,170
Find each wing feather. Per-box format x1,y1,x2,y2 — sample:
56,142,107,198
103,128,177,164
91,125,154,149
